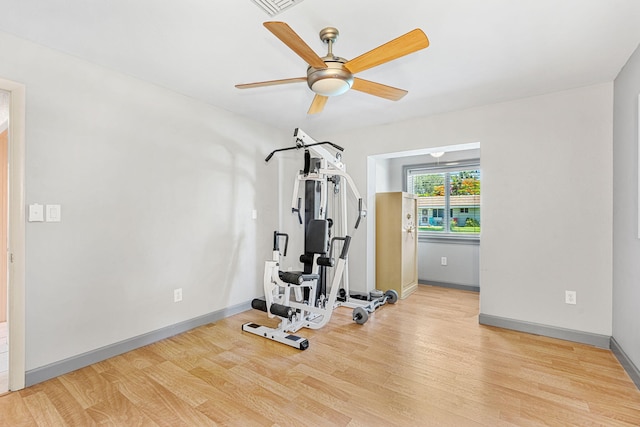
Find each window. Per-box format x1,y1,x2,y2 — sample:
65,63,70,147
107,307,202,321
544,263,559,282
406,163,480,236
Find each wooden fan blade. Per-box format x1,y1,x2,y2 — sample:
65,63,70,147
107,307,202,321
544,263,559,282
235,77,307,89
264,21,327,69
351,78,408,101
344,29,429,74
308,95,328,114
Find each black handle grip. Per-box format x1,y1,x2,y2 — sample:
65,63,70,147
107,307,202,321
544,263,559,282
265,139,343,163
304,149,310,175
291,198,302,225
326,236,351,262
355,199,363,229
273,232,289,256
340,236,352,259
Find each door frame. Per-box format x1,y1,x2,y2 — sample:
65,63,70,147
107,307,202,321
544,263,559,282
0,77,26,391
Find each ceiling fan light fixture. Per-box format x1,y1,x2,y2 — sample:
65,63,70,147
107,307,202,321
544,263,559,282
307,59,353,97
311,77,352,96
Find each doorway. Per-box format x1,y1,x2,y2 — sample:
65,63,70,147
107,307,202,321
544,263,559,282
367,142,481,294
0,77,26,392
0,89,8,393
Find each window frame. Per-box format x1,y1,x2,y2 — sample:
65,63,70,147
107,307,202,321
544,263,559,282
403,160,481,242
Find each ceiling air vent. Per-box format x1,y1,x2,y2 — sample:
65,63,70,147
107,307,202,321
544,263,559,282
250,0,304,16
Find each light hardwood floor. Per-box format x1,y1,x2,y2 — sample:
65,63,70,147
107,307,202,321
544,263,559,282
1,285,639,426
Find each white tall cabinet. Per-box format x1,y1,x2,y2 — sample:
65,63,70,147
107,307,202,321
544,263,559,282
375,192,418,299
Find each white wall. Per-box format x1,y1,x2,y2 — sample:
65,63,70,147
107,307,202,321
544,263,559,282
613,43,640,368
0,31,286,371
322,83,613,336
375,159,392,193
417,241,479,287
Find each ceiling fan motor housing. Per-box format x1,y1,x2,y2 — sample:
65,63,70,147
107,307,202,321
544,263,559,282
307,57,354,96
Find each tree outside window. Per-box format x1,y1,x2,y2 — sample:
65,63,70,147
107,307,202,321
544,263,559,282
407,167,480,235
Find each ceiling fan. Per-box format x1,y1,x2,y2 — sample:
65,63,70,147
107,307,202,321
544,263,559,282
235,21,430,114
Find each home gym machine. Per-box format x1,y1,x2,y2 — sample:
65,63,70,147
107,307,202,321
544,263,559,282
242,128,398,350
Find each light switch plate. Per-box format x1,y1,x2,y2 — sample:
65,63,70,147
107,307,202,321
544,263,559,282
46,205,61,222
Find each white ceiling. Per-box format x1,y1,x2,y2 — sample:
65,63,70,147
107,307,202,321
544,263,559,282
1,0,639,135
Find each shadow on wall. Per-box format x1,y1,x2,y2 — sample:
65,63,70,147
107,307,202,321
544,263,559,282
26,109,279,371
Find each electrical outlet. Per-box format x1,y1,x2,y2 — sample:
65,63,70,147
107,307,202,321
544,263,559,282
565,290,576,305
441,257,448,266
174,288,183,303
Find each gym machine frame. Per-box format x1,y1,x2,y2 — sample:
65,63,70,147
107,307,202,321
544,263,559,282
242,129,398,350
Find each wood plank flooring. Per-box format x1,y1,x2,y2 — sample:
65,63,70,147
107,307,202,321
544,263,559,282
1,285,640,426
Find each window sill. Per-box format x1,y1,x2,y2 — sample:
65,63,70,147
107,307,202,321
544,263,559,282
418,233,480,245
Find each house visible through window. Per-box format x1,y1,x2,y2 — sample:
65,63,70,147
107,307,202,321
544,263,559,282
406,163,480,235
